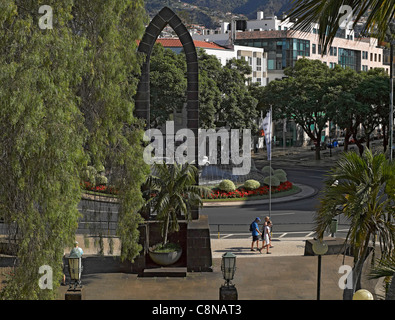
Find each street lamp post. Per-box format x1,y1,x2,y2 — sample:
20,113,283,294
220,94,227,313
68,256,83,290
312,240,328,300
65,248,83,300
390,40,394,161
219,252,238,300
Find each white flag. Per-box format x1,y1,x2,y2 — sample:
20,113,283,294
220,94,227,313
260,109,272,161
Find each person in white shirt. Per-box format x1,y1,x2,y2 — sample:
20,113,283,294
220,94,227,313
261,221,272,254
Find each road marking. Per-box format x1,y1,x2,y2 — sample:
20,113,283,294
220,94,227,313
222,234,234,239
278,233,288,238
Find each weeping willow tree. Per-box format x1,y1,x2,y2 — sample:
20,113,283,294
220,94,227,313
0,0,148,299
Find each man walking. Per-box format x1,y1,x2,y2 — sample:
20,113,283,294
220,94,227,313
250,217,262,251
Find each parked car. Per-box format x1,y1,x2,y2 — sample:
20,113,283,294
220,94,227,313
337,138,345,146
311,142,327,150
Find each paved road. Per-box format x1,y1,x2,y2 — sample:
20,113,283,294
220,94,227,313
201,166,350,240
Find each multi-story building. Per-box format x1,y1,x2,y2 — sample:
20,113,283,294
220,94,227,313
156,38,268,85
192,11,392,147
193,11,390,82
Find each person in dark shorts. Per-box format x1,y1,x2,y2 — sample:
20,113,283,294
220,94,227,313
250,217,262,251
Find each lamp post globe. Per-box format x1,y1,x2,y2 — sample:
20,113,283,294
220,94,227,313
353,289,374,300
312,240,328,255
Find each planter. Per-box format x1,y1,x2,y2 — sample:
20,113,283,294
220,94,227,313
148,245,182,266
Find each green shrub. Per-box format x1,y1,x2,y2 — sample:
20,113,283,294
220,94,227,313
274,169,286,176
274,173,287,183
244,179,260,190
96,164,105,173
82,166,97,185
262,166,274,176
218,179,236,192
96,175,108,185
263,176,280,187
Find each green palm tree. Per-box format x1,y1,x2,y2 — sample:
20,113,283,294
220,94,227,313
142,162,210,246
287,0,395,53
369,255,395,299
316,149,395,299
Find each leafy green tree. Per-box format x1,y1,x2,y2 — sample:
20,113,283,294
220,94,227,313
150,43,187,127
0,0,148,299
263,58,332,160
316,149,395,299
217,58,258,130
355,69,390,150
0,0,87,299
324,66,362,151
197,49,222,129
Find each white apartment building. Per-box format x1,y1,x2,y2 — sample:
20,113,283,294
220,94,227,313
156,38,268,85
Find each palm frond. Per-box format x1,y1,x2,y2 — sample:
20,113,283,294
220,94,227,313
287,0,395,55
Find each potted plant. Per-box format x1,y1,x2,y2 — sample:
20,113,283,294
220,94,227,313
142,162,210,266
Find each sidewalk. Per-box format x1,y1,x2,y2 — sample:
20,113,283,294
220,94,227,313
58,234,381,300
59,236,382,300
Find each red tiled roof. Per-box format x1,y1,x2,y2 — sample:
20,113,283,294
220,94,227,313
156,38,226,50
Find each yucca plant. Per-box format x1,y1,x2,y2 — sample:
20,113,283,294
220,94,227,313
142,162,210,246
316,149,395,299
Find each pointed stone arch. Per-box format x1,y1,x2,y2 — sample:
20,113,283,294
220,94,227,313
135,6,199,146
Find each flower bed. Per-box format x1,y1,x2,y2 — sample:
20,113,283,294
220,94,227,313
81,181,119,195
203,181,293,200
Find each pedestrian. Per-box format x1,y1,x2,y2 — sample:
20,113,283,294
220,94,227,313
61,254,67,286
261,220,272,254
262,216,273,249
250,217,262,252
70,241,83,258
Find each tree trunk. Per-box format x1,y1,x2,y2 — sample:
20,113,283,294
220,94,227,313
315,141,321,160
343,236,371,299
386,273,395,300
382,124,388,153
163,215,169,245
344,130,352,152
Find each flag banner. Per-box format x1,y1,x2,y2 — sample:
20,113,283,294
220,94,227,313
260,109,272,160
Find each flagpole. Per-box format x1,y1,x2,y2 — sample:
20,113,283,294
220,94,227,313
269,105,272,219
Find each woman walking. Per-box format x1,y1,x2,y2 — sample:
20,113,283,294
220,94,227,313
260,220,272,254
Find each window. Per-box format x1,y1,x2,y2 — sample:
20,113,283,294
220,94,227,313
362,51,368,59
312,44,316,54
256,57,262,71
338,48,358,71
330,47,337,56
318,44,322,55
